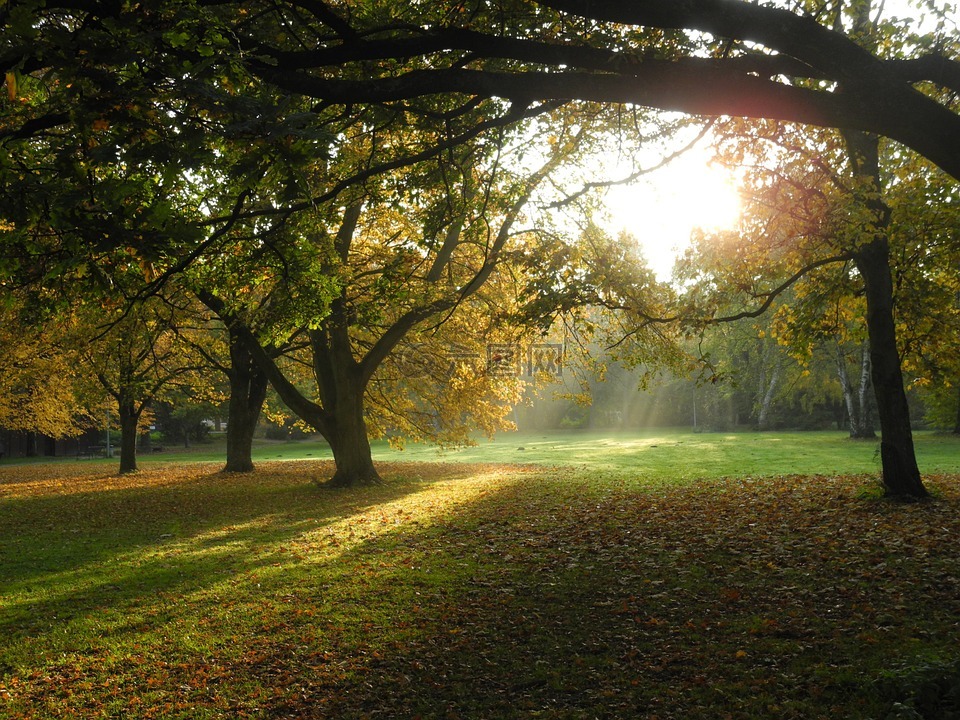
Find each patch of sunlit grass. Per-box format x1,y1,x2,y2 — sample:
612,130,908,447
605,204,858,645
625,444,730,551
0,462,531,702
2,458,960,718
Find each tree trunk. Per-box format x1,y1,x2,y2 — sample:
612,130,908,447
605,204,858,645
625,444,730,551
320,335,381,488
953,385,960,435
838,340,876,439
856,238,927,499
757,362,780,430
854,340,876,438
836,345,857,433
225,316,381,488
223,330,268,473
118,401,140,474
844,126,927,500
326,393,380,487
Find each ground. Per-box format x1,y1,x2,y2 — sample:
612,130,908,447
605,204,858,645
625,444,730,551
1,434,959,718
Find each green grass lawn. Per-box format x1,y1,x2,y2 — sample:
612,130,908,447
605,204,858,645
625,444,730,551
123,428,960,481
381,428,960,478
2,432,960,718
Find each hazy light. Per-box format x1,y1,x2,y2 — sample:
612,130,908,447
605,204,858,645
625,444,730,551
602,150,741,281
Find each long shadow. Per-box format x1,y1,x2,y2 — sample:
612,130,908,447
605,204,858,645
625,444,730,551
227,474,960,719
4,464,959,718
0,461,469,639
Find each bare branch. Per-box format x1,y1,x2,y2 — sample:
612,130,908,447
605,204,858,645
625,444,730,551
548,119,716,209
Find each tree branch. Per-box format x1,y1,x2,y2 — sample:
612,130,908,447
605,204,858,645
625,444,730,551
548,119,716,209
249,65,960,180
886,54,960,94
709,254,854,324
196,289,331,436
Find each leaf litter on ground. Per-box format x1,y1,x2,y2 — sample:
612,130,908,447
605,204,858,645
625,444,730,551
0,460,958,719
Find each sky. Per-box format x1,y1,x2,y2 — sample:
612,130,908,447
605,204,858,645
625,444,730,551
598,0,958,282
601,147,741,281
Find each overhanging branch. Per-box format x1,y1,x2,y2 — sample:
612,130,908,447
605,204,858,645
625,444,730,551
248,65,960,180
709,254,854,324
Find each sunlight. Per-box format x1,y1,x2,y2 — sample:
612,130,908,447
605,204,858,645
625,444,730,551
602,149,742,281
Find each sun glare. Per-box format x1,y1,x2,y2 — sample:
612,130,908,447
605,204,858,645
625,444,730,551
602,151,741,280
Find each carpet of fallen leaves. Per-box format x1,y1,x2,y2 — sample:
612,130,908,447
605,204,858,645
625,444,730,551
1,460,959,719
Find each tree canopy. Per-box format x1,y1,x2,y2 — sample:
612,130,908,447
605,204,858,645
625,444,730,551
4,1,959,177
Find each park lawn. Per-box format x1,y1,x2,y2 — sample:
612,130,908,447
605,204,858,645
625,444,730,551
1,455,959,717
382,428,960,478
119,428,960,479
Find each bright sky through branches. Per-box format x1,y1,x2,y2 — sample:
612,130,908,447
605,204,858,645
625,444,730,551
599,0,956,282
602,147,741,281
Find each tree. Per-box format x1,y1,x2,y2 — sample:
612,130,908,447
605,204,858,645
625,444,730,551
176,312,274,473
835,338,876,439
698,0,955,498
889,146,960,435
5,2,959,202
0,299,92,438
223,0,960,179
240,0,955,496
220,327,270,472
674,91,957,496
199,102,602,486
155,396,214,448
79,294,203,474
3,0,958,493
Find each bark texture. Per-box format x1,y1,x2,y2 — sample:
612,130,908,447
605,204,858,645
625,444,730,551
223,329,268,473
841,122,927,499
118,401,140,474
856,238,926,498
837,341,876,439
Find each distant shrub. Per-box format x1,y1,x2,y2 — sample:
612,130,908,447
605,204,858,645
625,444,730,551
557,405,589,430
264,419,310,441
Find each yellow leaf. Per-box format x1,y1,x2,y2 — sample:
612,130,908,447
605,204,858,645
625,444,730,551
5,72,15,101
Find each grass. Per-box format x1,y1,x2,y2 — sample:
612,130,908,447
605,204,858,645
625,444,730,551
45,428,960,479
1,431,960,718
387,428,960,478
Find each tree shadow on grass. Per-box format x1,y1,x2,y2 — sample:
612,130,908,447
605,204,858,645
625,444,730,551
235,474,960,720
3,465,959,719
0,461,491,641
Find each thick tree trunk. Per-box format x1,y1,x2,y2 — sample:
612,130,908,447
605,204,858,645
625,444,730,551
225,316,381,487
223,330,268,473
856,238,927,499
844,125,927,500
118,401,140,474
321,341,381,488
326,395,380,488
